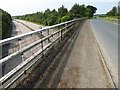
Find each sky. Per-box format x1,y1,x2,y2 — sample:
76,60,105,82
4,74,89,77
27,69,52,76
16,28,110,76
0,0,119,16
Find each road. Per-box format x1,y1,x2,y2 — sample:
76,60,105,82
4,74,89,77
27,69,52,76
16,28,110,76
1,20,44,76
16,20,43,30
90,18,118,86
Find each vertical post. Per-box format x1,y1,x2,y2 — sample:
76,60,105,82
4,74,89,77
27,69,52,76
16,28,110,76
51,32,53,42
0,11,2,60
47,29,50,43
41,31,44,58
18,38,24,63
65,23,67,30
61,29,62,41
0,81,3,90
21,53,24,62
0,63,2,79
41,41,44,58
65,23,67,37
47,29,49,35
58,31,61,44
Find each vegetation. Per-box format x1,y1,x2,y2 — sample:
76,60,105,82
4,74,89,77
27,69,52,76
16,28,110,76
106,6,118,16
106,6,120,19
0,9,12,58
97,6,120,23
0,9,12,39
15,3,97,26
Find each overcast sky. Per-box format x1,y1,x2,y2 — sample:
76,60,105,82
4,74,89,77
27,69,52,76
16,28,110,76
0,0,119,16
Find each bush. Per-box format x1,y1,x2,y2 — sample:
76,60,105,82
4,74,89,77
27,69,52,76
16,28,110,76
0,9,12,39
61,16,71,22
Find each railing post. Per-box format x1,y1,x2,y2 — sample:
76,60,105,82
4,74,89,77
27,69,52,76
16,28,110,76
47,29,49,35
0,81,3,90
65,23,67,37
21,53,24,62
65,23,67,30
0,19,81,89
61,29,62,41
47,29,50,44
40,31,44,58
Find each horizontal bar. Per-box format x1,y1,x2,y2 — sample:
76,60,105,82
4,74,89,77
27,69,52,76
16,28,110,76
0,43,52,84
0,18,81,46
0,23,73,85
0,34,51,64
0,18,82,88
0,22,75,64
0,24,73,83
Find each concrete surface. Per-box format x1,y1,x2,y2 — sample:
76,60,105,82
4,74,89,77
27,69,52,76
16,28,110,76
57,20,111,88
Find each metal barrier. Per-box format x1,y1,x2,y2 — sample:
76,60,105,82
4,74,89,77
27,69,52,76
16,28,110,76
0,18,82,89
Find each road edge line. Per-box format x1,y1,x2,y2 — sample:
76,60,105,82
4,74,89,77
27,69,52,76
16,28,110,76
90,20,117,89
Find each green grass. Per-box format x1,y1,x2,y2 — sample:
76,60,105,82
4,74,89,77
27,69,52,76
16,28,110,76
107,16,120,19
100,17,119,24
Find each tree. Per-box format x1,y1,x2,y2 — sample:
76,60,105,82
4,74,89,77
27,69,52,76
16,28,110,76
79,4,86,17
61,16,71,22
58,5,68,17
47,9,58,25
0,9,12,39
69,4,86,18
15,4,97,25
106,6,117,16
69,3,81,18
44,9,51,17
86,5,97,17
85,8,91,17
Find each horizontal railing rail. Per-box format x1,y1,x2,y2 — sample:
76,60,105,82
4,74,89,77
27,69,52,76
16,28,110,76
0,18,83,89
0,18,80,46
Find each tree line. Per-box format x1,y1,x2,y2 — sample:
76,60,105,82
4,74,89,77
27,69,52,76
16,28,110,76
106,6,120,17
0,8,12,39
15,3,97,26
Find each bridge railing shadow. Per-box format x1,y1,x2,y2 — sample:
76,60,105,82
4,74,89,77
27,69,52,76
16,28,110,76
0,18,85,89
16,19,86,88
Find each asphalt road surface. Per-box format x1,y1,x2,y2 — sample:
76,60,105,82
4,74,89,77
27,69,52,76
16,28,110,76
1,19,57,77
90,18,118,86
1,20,43,77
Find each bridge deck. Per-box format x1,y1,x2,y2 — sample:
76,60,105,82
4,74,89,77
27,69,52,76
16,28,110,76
16,20,112,88
57,20,111,88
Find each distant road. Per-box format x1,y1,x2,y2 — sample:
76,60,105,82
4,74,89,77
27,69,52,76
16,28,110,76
1,20,43,76
90,18,118,86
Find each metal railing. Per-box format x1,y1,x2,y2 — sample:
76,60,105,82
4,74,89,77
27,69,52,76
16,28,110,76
0,18,82,89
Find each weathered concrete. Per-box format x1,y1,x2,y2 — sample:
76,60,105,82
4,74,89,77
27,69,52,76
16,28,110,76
57,20,112,88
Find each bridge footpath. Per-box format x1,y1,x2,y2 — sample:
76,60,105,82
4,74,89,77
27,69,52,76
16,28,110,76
57,20,112,88
16,20,112,88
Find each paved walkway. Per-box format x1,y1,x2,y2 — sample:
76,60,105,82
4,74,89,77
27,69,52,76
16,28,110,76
57,20,112,88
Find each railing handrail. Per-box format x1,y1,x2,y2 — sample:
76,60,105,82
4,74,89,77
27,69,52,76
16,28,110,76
0,18,80,46
0,18,82,89
0,21,76,64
